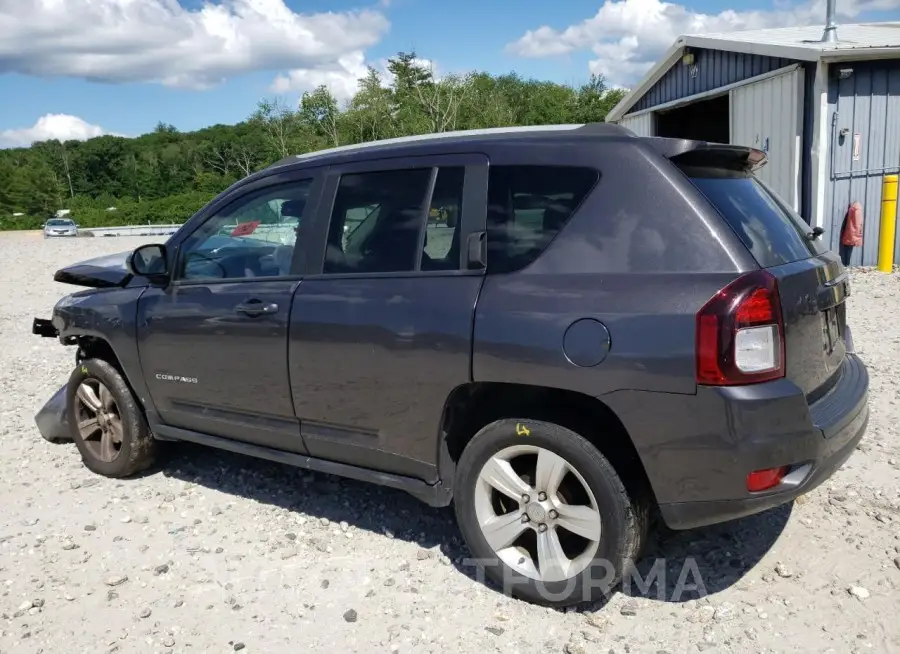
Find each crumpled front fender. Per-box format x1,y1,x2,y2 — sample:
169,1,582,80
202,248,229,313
34,383,73,443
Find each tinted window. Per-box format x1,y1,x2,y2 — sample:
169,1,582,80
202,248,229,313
177,180,312,281
486,166,598,273
325,168,433,274
685,167,824,268
423,167,465,270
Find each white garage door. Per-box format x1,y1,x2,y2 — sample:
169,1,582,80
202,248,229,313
730,66,805,211
619,112,654,137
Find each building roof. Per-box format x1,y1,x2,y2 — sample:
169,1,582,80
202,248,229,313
607,21,900,122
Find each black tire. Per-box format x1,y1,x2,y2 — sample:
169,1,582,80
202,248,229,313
66,358,158,477
454,418,648,608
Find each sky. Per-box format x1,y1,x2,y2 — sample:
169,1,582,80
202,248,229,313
1,0,899,147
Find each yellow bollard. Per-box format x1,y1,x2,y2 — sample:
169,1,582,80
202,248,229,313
877,174,898,272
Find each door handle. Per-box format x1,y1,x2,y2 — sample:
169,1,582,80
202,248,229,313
235,299,278,316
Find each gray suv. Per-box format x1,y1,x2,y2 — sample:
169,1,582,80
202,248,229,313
32,124,869,607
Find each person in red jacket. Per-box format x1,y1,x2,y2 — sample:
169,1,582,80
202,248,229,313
839,201,863,266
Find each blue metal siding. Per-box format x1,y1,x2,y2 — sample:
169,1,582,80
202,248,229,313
825,60,900,266
630,48,794,113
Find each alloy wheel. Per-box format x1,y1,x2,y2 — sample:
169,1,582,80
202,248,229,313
74,379,124,463
474,444,602,583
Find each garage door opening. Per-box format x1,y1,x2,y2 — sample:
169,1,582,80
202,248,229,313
655,94,730,143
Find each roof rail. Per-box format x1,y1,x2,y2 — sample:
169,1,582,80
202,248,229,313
264,123,633,170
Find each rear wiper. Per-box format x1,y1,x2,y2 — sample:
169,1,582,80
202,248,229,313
805,226,824,241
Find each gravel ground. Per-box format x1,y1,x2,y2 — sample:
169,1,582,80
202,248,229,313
1,231,899,654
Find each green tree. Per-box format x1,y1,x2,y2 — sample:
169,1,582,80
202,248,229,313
0,51,629,230
299,85,342,148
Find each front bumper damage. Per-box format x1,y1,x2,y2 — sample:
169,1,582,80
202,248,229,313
35,383,73,443
32,314,71,443
33,317,59,338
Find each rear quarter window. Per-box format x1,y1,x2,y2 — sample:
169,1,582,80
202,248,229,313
683,166,826,268
486,165,599,273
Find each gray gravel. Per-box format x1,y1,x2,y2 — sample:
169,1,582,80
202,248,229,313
2,231,899,653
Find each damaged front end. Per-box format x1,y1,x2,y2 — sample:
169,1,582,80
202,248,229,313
33,317,59,338
33,314,73,442
33,315,73,443
34,383,73,443
31,249,140,445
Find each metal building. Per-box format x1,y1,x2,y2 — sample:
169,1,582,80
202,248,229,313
606,21,900,265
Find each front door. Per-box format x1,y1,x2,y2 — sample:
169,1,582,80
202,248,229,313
289,154,489,482
137,174,321,453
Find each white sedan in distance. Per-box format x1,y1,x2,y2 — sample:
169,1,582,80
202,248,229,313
43,218,78,239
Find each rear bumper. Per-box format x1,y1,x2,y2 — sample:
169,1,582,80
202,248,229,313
605,350,869,531
658,352,868,529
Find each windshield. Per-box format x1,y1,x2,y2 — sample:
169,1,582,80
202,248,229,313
46,219,73,226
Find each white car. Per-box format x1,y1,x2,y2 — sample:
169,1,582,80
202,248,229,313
43,218,78,238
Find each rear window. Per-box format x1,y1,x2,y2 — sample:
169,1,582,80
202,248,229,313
683,166,826,268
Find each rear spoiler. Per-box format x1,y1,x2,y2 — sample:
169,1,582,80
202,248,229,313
639,137,768,172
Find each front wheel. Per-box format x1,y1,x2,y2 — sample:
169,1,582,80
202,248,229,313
454,419,647,607
66,358,158,477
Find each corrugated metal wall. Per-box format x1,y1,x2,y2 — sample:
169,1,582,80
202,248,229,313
825,60,900,266
730,67,805,211
619,112,654,136
630,48,794,113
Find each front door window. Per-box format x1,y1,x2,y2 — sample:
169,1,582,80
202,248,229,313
177,180,313,281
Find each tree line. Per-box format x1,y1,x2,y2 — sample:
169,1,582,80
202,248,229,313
0,53,627,231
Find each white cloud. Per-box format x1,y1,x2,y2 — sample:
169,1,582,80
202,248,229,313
272,54,440,104
271,51,370,103
0,0,390,90
505,0,900,87
0,114,114,147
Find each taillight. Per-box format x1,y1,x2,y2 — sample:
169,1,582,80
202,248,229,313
696,270,785,386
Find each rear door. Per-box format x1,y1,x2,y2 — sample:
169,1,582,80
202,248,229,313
682,164,848,398
289,154,488,482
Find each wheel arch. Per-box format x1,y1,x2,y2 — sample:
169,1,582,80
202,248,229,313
61,330,159,421
73,334,123,370
437,381,656,508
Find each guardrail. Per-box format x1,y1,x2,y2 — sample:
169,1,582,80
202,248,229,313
81,223,301,240
83,224,182,237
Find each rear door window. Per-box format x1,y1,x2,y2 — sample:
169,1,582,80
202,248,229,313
325,168,433,274
683,166,826,268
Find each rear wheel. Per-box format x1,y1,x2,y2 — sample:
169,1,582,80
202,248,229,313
66,358,158,477
454,418,647,607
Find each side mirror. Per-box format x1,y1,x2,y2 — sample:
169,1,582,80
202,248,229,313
128,243,169,278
